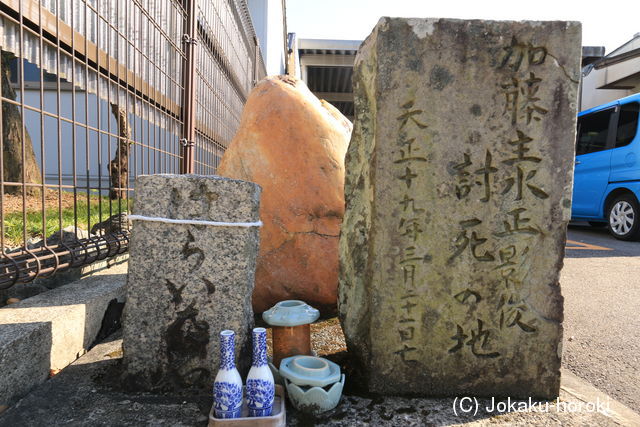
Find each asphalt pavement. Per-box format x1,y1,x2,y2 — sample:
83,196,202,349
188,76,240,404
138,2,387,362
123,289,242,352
562,223,640,412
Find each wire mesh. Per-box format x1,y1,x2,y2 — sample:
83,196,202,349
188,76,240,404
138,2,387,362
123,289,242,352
0,0,266,289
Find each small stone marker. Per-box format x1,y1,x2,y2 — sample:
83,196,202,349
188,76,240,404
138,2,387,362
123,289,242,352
123,174,261,389
339,18,581,398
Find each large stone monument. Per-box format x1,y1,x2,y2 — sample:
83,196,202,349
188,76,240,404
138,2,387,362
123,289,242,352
123,175,261,389
339,18,581,398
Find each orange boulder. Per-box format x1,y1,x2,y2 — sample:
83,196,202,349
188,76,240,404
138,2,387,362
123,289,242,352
217,75,351,314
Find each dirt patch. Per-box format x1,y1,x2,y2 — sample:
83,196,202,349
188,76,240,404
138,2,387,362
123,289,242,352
1,190,84,214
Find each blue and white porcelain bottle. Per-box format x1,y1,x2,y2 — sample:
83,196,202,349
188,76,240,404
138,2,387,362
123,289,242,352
246,327,275,417
213,330,243,419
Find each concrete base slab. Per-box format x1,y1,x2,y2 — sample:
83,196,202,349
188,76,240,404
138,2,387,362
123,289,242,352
0,260,127,407
1,333,637,426
0,333,211,426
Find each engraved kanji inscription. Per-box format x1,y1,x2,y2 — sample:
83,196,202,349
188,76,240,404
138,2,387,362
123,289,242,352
498,37,547,72
474,150,498,202
494,208,541,237
452,152,473,200
448,219,496,264
397,100,428,130
449,320,500,358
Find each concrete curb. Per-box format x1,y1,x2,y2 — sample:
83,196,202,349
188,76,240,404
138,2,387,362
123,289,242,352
0,260,127,407
560,368,640,426
0,322,51,413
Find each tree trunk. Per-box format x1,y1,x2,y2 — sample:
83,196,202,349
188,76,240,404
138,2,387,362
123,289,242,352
1,52,42,195
109,103,131,199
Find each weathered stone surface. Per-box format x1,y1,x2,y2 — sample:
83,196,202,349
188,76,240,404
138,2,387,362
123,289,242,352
217,75,351,314
339,18,581,398
0,322,50,407
122,174,261,390
0,260,127,406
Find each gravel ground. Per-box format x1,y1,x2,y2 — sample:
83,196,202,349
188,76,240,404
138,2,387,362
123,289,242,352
310,317,347,356
263,316,346,360
286,391,620,427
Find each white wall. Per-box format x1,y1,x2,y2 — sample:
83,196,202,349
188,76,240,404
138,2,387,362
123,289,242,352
580,70,634,111
580,36,640,111
248,0,267,56
247,0,286,76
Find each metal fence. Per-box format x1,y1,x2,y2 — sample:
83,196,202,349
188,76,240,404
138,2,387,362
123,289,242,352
0,0,266,289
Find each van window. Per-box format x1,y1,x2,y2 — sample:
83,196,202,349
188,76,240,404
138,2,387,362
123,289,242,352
576,108,613,155
615,102,639,148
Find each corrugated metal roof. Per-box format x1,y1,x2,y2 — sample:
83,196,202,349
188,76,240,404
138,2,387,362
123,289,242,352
298,38,361,51
331,101,354,118
307,66,353,93
299,38,359,121
299,49,357,56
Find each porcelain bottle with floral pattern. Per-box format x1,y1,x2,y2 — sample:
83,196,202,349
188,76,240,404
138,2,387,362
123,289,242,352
213,330,243,419
246,327,275,417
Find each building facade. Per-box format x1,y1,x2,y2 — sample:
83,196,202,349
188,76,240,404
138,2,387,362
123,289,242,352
581,34,640,111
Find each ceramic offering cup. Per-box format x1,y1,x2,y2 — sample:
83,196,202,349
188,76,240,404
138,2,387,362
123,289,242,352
279,355,345,415
262,300,320,326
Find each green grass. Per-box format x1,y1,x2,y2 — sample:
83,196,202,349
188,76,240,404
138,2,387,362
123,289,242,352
3,196,129,247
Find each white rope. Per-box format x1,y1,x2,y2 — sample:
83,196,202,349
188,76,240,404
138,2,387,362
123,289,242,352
128,214,262,228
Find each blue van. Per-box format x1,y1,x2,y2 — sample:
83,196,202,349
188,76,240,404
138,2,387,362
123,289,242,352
572,93,640,240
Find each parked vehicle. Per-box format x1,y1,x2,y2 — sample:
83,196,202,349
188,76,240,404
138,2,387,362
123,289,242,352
572,93,640,240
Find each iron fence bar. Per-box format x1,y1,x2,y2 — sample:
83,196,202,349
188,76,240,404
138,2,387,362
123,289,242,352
55,0,63,253
104,0,114,228
0,4,6,261
70,0,79,271
84,0,91,258
18,0,27,247
253,35,259,85
1,0,261,289
181,0,197,174
36,0,60,281
0,231,129,289
96,0,105,240
126,0,133,211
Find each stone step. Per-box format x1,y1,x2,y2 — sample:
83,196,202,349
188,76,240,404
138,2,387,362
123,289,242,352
0,260,127,408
